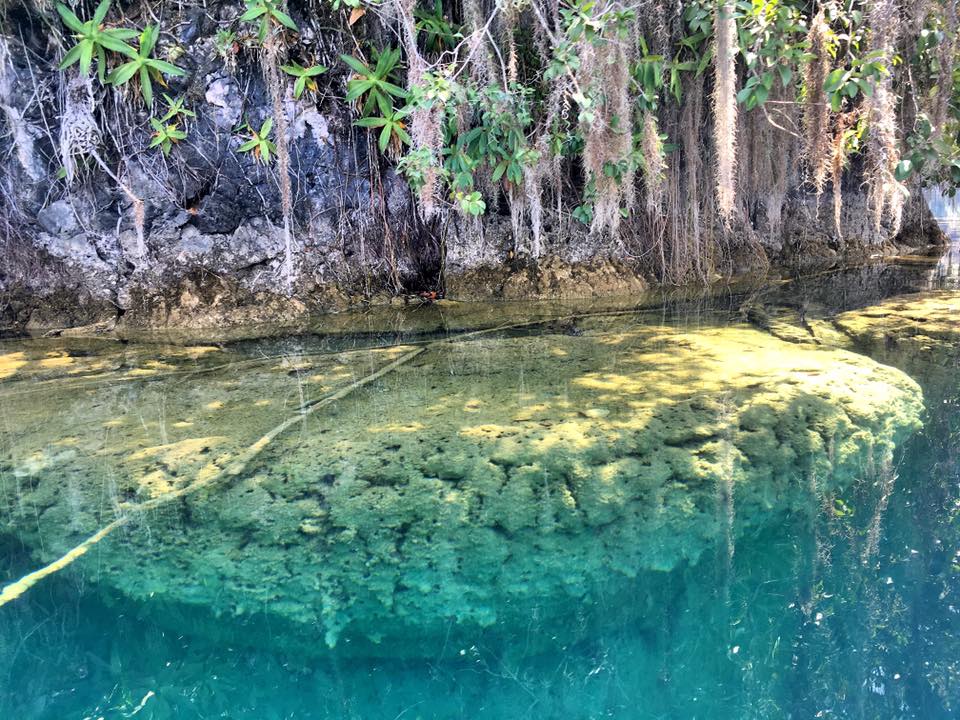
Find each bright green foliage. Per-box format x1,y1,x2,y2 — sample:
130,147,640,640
341,48,408,117
281,62,328,99
735,0,807,109
240,0,298,42
898,113,960,186
56,0,137,82
159,94,196,123
106,25,185,106
149,118,187,155
214,30,237,61
442,85,537,190
455,190,486,216
414,0,461,52
822,51,886,111
356,108,411,152
238,118,278,164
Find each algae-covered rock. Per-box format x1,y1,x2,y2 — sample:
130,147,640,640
0,319,924,658
830,290,960,361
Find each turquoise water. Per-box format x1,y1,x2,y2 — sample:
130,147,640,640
1,279,958,718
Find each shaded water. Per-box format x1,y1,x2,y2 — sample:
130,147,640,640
1,264,958,718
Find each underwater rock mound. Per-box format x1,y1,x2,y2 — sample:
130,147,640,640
830,291,960,360
0,319,923,657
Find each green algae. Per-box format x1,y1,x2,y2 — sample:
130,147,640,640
830,290,960,358
0,317,924,657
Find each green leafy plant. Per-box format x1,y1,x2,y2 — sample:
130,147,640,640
281,62,328,99
240,0,299,42
455,190,486,216
415,0,462,52
896,113,960,185
822,51,887,111
214,29,238,61
56,0,137,82
735,0,808,110
106,25,185,106
159,94,196,123
149,117,187,155
341,48,408,116
355,107,411,152
238,118,278,164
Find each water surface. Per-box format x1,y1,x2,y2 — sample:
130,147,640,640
1,262,958,719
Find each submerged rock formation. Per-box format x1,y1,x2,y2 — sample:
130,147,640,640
0,314,923,656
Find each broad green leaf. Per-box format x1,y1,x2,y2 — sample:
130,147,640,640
140,66,153,105
150,60,186,77
340,54,370,76
59,43,83,70
355,117,388,128
79,40,94,76
107,61,140,85
93,0,111,26
271,9,299,31
894,159,913,181
240,5,267,21
55,3,84,33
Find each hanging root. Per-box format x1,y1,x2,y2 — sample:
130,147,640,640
395,0,442,219
641,112,666,213
713,0,738,224
59,75,145,253
262,28,296,291
0,347,425,609
864,0,905,236
579,12,634,239
803,9,832,204
933,0,958,138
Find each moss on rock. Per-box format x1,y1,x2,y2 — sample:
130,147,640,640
0,318,924,657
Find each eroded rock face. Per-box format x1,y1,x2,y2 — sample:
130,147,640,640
0,317,923,657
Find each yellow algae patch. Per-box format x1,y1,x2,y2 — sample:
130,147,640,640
127,367,159,377
103,418,125,428
511,403,553,422
173,346,220,359
138,469,175,498
172,421,194,428
830,291,960,356
531,420,596,452
129,436,228,467
0,351,28,379
254,399,272,406
205,400,225,410
38,352,75,370
549,346,568,357
464,398,484,412
368,422,425,434
459,423,522,440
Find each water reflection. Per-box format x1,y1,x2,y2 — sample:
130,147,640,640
928,187,960,287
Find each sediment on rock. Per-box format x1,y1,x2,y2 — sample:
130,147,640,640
0,317,923,656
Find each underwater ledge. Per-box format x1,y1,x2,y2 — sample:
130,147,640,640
0,316,925,658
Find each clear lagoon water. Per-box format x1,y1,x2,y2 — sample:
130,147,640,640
1,256,958,719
